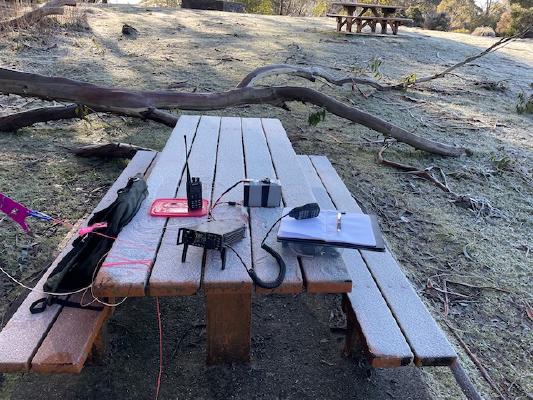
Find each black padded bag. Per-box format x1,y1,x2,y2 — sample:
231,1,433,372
30,174,148,313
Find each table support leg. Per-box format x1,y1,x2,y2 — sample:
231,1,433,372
90,323,108,363
206,291,251,364
341,294,363,357
381,20,387,34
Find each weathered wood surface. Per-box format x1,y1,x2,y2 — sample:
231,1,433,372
298,155,413,368
242,118,303,294
309,155,457,367
203,117,252,364
262,119,351,294
0,151,156,373
31,294,112,373
148,116,219,297
203,117,252,294
93,117,199,298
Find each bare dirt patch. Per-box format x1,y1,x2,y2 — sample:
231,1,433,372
0,5,531,400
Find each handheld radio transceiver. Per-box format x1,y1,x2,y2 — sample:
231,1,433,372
184,136,203,211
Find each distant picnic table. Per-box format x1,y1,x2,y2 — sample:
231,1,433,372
328,2,412,35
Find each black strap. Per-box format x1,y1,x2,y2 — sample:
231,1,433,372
30,296,104,314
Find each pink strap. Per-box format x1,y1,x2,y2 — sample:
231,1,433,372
79,222,108,236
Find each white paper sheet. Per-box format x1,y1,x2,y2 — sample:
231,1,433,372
277,209,377,247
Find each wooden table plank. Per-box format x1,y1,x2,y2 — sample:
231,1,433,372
0,151,156,373
148,116,221,296
203,117,252,364
203,117,252,293
31,294,112,374
93,116,200,298
242,118,303,294
261,119,351,294
310,155,457,367
299,155,413,368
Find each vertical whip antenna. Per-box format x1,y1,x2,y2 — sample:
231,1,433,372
184,135,191,184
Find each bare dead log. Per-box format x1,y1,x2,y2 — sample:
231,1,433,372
139,108,179,127
0,104,178,132
0,67,468,156
69,142,153,158
0,0,76,30
0,104,82,132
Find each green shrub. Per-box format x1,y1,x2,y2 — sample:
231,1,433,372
497,5,533,37
516,92,533,114
437,0,481,30
423,12,451,31
471,26,496,36
239,0,273,14
406,6,424,27
311,0,328,17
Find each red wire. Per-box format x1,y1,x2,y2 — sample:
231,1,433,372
155,297,163,400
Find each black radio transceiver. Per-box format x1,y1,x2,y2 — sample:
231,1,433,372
177,220,246,269
184,136,203,210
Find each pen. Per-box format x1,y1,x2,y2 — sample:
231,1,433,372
337,212,342,232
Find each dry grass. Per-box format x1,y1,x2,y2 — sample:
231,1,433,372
0,0,89,32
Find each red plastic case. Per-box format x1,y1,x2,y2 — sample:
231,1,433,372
150,198,209,217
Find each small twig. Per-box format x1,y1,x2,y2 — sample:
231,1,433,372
377,144,455,194
443,280,450,317
446,280,512,294
377,144,502,218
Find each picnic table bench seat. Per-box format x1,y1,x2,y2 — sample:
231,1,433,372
0,150,158,373
297,155,458,368
326,14,412,22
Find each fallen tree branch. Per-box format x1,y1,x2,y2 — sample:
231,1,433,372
237,64,387,90
69,142,153,158
0,67,468,156
0,104,178,132
401,31,529,89
240,31,528,91
0,104,83,131
0,0,76,30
